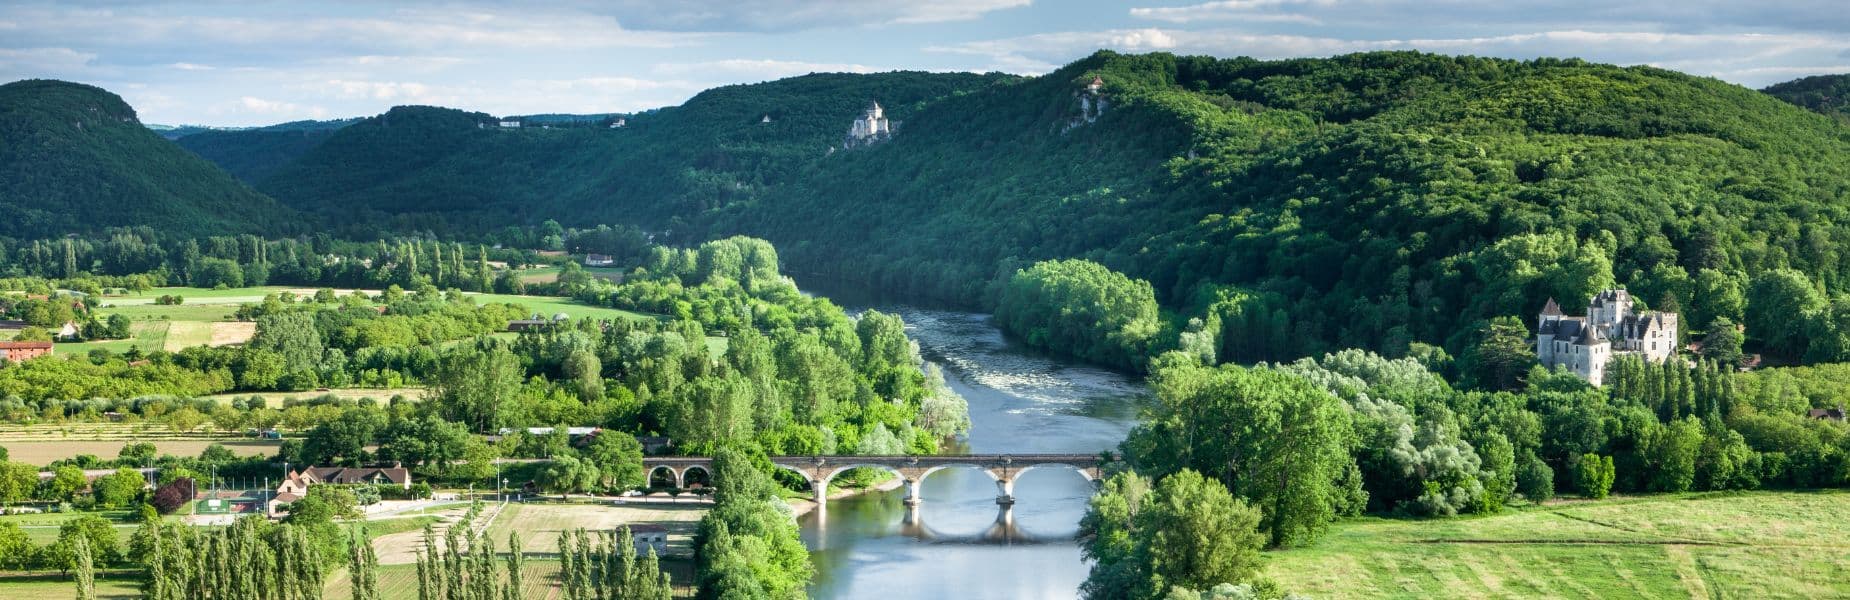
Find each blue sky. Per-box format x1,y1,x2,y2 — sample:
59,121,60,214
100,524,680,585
3,0,1846,126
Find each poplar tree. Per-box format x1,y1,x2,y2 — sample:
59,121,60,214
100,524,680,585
72,534,95,600
503,531,526,600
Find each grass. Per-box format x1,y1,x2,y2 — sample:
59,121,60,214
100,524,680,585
0,438,280,466
200,387,427,408
0,573,141,599
478,502,706,558
466,293,659,322
1262,490,1850,599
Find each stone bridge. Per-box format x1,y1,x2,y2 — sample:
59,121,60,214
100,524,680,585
642,454,1108,509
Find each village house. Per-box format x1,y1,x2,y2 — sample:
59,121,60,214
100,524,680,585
270,465,412,517
0,341,53,362
583,253,616,267
57,321,80,341
630,524,668,556
1536,289,1680,386
1809,407,1846,421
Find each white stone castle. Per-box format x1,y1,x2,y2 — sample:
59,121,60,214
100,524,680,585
844,100,892,148
1536,289,1679,386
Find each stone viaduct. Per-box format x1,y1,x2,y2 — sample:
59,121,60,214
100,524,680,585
642,454,1108,509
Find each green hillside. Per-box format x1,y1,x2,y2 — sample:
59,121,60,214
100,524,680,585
170,118,357,183
257,71,1014,237
701,52,1850,361
1765,73,1850,124
0,79,301,238
113,53,1850,362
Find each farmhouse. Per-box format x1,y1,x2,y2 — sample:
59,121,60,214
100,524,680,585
507,318,549,332
630,524,668,556
1809,407,1846,421
584,253,616,267
270,464,412,516
0,341,53,362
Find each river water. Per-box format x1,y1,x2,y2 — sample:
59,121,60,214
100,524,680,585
797,295,1147,599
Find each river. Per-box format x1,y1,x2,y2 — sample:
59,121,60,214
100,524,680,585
797,292,1147,599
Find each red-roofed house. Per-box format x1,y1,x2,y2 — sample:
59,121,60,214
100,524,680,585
0,341,53,362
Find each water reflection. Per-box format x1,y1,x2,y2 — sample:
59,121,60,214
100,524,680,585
795,286,1146,600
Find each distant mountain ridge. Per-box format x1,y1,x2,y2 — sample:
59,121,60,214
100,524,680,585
0,79,301,238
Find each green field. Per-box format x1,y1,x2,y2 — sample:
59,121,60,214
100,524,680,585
0,574,140,599
1263,490,1850,599
466,293,658,322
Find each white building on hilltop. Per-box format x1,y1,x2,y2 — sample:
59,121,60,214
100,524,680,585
1536,289,1680,386
844,100,892,148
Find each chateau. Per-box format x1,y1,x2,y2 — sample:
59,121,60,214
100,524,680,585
844,100,892,148
1536,289,1679,386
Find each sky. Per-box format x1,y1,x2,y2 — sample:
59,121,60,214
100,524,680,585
2,0,1846,126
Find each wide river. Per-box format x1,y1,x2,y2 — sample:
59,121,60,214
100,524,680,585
798,291,1147,599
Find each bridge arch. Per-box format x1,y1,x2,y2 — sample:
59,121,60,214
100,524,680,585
681,465,712,488
647,465,681,488
1015,462,1103,485
917,463,1003,484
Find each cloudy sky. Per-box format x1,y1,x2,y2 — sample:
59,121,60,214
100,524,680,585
3,0,1846,126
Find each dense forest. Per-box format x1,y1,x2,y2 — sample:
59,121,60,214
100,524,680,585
0,80,300,238
171,119,356,183
1765,74,1850,124
117,52,1850,367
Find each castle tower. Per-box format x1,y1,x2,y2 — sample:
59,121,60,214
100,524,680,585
1537,297,1563,366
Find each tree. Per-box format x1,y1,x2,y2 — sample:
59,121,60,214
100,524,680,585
72,535,95,600
150,478,195,514
44,465,87,502
1080,470,1266,600
1701,317,1746,368
994,259,1162,371
0,462,38,505
1125,357,1354,548
1463,317,1537,391
349,525,379,600
94,467,145,508
49,515,119,574
1573,454,1615,499
539,455,598,500
250,311,326,373
432,345,524,433
1746,269,1825,357
105,313,132,339
583,433,646,491
0,521,32,571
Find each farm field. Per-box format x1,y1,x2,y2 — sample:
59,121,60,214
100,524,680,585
1262,490,1850,599
0,439,280,465
477,502,707,559
466,293,658,322
202,386,427,407
0,574,140,599
323,559,695,599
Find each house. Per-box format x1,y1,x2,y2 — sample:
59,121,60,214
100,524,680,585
0,341,53,362
507,319,549,332
629,524,668,556
1086,74,1104,94
843,100,893,148
499,119,521,128
760,114,772,124
1536,289,1681,386
635,436,673,455
610,117,627,128
270,465,413,517
57,321,80,341
1808,407,1846,421
583,254,616,267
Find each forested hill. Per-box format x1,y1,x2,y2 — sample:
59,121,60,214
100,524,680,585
254,71,1015,237
170,118,358,183
1764,74,1850,123
708,51,1850,362
0,79,301,238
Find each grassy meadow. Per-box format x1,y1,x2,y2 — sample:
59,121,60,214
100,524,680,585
1263,490,1850,599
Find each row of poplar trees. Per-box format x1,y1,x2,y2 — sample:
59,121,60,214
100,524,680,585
413,525,669,600
137,516,329,600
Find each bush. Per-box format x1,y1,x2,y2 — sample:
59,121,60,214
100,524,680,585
150,477,195,514
1573,454,1615,499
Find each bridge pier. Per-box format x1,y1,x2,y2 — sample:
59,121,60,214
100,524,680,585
995,477,1015,505
902,478,922,506
810,479,828,513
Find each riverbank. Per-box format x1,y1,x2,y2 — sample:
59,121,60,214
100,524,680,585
787,476,905,518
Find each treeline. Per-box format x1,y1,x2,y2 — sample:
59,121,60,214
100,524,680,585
693,447,810,599
1081,347,1850,598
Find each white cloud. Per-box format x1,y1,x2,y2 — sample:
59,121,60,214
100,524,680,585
0,47,97,73
1130,0,1327,24
593,0,1031,32
654,59,883,79
933,27,1850,86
